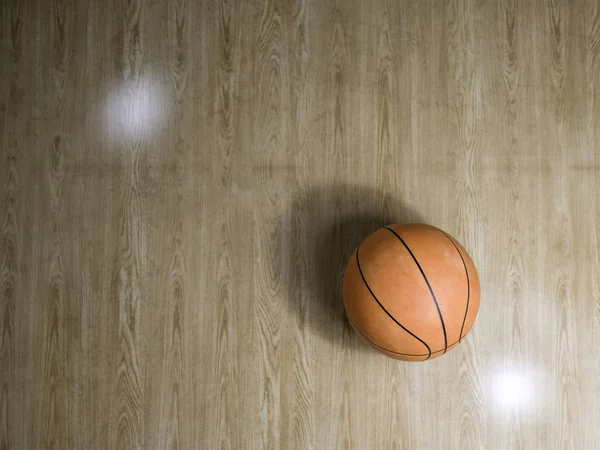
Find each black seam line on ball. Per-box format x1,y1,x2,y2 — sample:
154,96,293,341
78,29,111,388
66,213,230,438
348,315,461,357
384,226,448,354
356,244,432,360
440,231,471,343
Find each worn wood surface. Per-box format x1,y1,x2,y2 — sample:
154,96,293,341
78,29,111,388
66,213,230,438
1,0,600,448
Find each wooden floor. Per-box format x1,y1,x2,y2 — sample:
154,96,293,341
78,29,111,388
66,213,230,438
2,0,600,448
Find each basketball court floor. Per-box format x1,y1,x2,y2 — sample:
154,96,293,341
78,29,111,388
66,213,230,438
1,0,599,448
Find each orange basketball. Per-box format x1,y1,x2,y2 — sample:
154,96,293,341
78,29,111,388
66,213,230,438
342,223,480,361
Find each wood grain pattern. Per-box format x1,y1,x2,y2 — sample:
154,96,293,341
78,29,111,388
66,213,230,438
287,1,315,448
0,95,17,450
113,1,146,448
253,1,287,448
585,1,600,448
322,4,350,450
40,0,73,446
2,0,600,449
150,2,189,449
1,4,21,450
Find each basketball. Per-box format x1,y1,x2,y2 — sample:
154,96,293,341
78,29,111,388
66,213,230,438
342,223,480,361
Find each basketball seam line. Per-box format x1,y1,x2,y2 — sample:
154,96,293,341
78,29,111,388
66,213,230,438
348,315,461,357
356,244,432,360
441,231,471,343
384,226,448,354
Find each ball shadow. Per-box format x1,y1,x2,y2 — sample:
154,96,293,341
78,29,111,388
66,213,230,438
288,184,423,354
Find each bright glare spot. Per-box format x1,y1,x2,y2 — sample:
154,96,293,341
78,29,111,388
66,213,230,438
492,368,536,412
104,74,167,141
